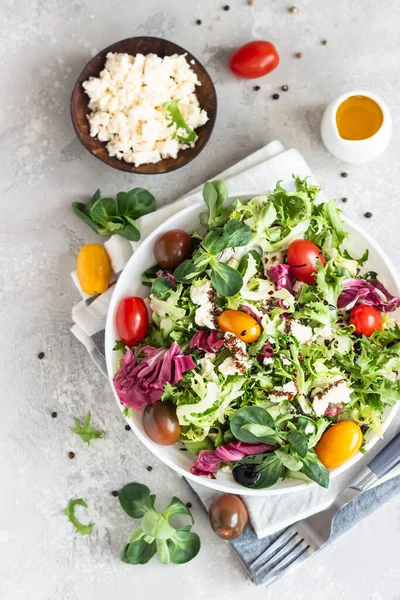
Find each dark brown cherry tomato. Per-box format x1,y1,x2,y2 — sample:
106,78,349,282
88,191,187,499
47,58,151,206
287,239,326,284
116,296,148,346
229,41,280,79
350,305,383,337
142,402,182,445
208,494,248,540
154,229,192,269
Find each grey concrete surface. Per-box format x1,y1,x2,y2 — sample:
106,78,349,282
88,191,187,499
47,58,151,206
1,1,400,599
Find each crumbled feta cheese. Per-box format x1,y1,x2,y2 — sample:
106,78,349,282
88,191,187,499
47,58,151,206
263,357,274,366
218,332,252,376
218,357,242,376
313,325,333,340
279,318,313,344
304,422,315,435
198,353,216,376
291,321,313,344
190,282,217,330
293,280,306,297
83,52,208,167
262,251,284,275
269,381,297,403
194,303,216,330
312,380,353,417
190,282,213,305
281,356,291,366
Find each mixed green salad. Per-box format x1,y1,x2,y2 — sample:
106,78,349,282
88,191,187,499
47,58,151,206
113,177,400,490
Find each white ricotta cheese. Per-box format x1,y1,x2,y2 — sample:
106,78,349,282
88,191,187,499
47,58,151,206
312,380,353,417
83,52,208,167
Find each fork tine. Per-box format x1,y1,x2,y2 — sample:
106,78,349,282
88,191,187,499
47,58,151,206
250,526,297,570
261,541,311,586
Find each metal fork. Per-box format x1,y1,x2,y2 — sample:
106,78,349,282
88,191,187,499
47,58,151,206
250,431,400,586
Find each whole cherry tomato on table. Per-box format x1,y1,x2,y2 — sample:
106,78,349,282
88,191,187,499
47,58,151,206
218,310,261,343
287,239,326,284
229,41,280,79
208,494,248,540
116,296,148,346
142,402,182,445
154,229,192,269
350,304,383,337
316,421,363,469
76,243,111,295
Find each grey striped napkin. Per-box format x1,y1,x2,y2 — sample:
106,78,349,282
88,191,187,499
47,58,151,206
70,143,400,585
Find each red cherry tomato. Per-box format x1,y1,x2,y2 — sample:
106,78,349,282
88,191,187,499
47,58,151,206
229,41,280,79
349,305,383,337
287,240,326,284
116,297,148,346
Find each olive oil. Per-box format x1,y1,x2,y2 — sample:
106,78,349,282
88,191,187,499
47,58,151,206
336,95,383,140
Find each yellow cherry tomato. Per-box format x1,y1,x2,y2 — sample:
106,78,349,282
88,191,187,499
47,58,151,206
316,421,363,469
76,244,111,295
218,309,261,343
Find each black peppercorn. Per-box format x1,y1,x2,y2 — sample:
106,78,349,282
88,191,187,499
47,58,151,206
281,84,289,91
186,502,192,508
295,52,303,59
125,424,131,431
342,197,348,203
38,352,45,360
272,93,280,100
223,4,230,10
51,411,57,418
112,490,118,497
254,85,260,91
146,466,153,472
196,19,202,25
341,172,348,178
364,212,372,219
68,451,75,459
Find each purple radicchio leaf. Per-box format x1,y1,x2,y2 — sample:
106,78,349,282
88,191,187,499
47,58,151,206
156,269,177,286
189,330,224,353
190,441,274,478
113,342,195,412
337,278,400,313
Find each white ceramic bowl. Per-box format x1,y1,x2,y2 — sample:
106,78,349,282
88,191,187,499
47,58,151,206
105,199,399,496
321,90,392,164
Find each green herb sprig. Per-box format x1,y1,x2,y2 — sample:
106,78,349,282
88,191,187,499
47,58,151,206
72,187,156,241
119,482,200,565
162,99,196,143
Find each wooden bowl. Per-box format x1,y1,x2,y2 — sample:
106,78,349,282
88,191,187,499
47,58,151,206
71,37,217,174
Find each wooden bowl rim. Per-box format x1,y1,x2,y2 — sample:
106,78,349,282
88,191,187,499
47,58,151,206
70,36,217,174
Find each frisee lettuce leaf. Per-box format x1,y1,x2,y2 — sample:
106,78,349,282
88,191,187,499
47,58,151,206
72,411,105,445
64,498,95,535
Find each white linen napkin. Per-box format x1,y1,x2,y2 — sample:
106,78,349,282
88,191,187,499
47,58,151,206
70,141,400,539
